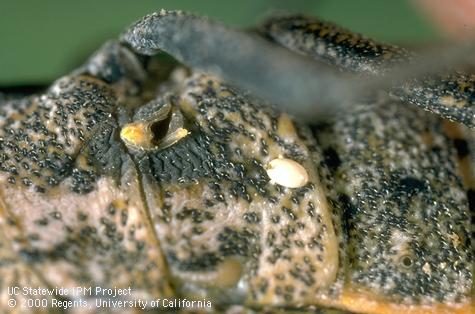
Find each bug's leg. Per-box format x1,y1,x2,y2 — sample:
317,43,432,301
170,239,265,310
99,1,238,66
258,15,475,128
78,40,147,84
76,39,181,120
396,72,475,128
120,10,366,122
258,15,412,75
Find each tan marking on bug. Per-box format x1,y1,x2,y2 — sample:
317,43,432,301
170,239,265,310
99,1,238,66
449,232,461,248
383,52,394,60
439,96,467,108
266,157,309,188
170,127,189,142
422,262,432,276
308,23,319,31
173,258,243,288
120,121,189,151
120,122,152,149
326,288,474,314
420,131,434,146
218,90,233,98
178,97,197,117
276,113,297,140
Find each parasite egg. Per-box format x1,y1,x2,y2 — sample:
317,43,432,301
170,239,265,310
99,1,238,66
120,122,151,149
169,127,189,143
266,157,309,188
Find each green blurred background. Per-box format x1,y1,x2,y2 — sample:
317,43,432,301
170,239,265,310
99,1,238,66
0,0,441,86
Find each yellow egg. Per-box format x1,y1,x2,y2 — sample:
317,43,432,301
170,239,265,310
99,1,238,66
120,122,152,149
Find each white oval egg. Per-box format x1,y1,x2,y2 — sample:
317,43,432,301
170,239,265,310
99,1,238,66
266,158,309,188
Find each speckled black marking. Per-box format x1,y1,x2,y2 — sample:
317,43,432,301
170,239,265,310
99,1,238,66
176,207,215,224
70,168,96,194
243,212,261,224
217,227,260,258
322,147,341,172
260,15,475,127
2,12,473,313
317,100,472,303
17,217,154,287
0,76,117,193
259,15,410,75
394,73,475,127
395,176,427,197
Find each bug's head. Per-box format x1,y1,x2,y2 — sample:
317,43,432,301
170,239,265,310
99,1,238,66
120,101,189,151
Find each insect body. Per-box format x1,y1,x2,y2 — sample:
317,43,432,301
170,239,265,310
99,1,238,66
0,9,473,314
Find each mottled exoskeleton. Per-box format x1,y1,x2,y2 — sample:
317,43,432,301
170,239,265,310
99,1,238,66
0,9,473,314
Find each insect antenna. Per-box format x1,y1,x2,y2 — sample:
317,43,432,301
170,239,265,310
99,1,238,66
123,10,475,125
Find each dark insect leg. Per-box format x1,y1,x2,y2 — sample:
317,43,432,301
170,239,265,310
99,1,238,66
74,40,147,85
259,15,475,127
